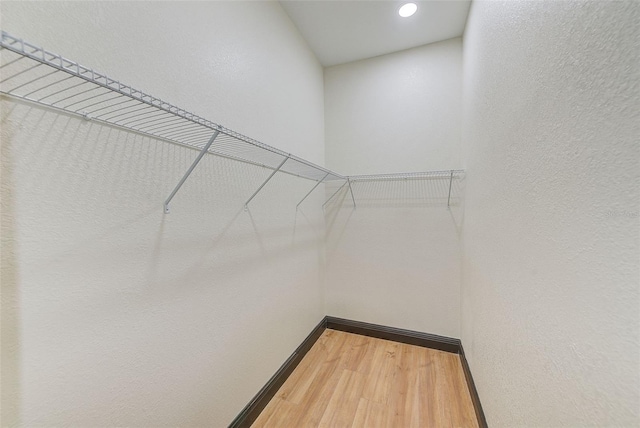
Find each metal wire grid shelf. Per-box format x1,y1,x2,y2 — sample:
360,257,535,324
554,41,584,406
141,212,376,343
352,170,465,207
0,31,347,212
323,170,464,208
0,31,463,211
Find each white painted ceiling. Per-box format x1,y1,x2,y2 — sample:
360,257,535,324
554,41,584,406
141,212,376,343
280,0,471,67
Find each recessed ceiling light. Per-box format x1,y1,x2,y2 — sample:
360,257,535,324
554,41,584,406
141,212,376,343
398,3,417,18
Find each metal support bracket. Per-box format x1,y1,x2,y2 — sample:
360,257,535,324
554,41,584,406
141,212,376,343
244,155,290,210
447,169,454,207
296,173,329,209
347,178,356,208
164,129,220,213
322,180,348,208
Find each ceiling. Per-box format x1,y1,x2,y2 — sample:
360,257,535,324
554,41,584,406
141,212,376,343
280,0,471,67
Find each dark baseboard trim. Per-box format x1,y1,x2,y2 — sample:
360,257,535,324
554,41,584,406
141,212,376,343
326,316,461,354
459,344,488,428
229,316,487,427
228,317,327,428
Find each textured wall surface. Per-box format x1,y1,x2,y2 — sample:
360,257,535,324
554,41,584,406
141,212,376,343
461,1,640,426
323,39,463,337
324,38,462,175
3,1,639,427
1,2,326,426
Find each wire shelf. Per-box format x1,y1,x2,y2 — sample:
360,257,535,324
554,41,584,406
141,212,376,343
322,170,464,209
0,31,344,184
0,31,465,212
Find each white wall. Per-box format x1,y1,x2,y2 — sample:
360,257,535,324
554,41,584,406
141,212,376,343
4,1,638,427
323,177,464,338
323,39,463,337
0,2,326,426
461,1,640,426
324,38,463,175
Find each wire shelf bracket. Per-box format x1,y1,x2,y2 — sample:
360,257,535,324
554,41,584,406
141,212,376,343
164,129,221,214
244,155,289,210
323,181,349,209
347,178,356,208
297,172,329,209
447,169,454,207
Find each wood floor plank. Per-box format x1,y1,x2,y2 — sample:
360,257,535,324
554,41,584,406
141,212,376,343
387,343,411,427
294,339,351,426
279,343,329,404
318,369,365,428
360,339,387,402
443,353,479,428
341,333,370,372
252,397,298,428
362,340,399,405
275,341,326,402
250,329,479,428
434,352,455,427
418,353,440,427
404,350,422,428
351,398,370,428
362,398,389,428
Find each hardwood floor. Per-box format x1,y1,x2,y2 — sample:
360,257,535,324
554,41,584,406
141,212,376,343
251,329,479,428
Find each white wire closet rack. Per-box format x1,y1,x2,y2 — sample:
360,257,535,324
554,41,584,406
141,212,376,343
0,31,463,211
350,170,465,207
330,170,465,208
0,31,348,212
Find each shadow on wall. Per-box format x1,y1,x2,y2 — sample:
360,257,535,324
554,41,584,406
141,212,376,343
1,96,21,427
322,175,466,263
23,99,319,271
0,97,327,424
324,187,356,259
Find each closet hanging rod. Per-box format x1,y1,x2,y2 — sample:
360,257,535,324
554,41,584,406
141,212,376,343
347,170,464,182
0,30,347,212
